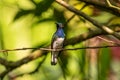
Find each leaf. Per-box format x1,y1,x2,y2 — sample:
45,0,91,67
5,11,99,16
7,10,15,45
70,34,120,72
14,9,33,21
35,18,54,24
53,8,66,23
14,0,55,21
34,0,55,16
99,48,111,80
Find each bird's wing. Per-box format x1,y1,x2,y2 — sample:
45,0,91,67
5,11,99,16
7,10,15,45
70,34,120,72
51,33,58,49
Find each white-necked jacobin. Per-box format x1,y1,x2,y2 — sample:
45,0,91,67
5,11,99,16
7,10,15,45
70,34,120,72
51,22,65,65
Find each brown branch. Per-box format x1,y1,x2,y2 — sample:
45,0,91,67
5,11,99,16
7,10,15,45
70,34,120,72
0,68,12,79
105,0,120,10
0,48,50,52
8,56,47,79
0,50,47,77
55,0,120,40
0,58,13,67
66,4,87,23
97,36,118,45
64,30,102,45
79,0,120,16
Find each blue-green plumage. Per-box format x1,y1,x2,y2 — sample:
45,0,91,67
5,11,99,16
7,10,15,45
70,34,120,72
51,23,65,65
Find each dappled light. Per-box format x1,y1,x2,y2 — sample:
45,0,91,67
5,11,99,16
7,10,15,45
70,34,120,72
0,0,120,80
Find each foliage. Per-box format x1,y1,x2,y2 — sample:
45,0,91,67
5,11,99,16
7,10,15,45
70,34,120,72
0,0,120,80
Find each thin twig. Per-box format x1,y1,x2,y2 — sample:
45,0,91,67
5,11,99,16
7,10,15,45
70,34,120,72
106,0,120,10
97,36,120,45
0,45,120,53
66,4,87,23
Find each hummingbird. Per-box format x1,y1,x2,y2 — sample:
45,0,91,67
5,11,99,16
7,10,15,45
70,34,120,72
51,22,65,65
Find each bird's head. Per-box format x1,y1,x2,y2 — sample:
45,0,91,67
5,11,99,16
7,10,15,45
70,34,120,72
55,22,64,29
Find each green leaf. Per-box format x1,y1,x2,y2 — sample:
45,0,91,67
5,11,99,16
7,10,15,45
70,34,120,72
14,0,55,21
34,0,55,16
14,9,33,21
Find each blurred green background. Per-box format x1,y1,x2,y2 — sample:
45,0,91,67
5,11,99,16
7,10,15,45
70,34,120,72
0,0,120,80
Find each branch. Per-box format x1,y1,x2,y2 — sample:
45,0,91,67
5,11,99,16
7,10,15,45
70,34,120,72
106,0,120,10
0,68,12,79
66,4,87,23
0,58,13,67
8,56,47,79
79,0,120,16
0,51,47,77
55,0,120,40
97,36,118,45
0,47,50,52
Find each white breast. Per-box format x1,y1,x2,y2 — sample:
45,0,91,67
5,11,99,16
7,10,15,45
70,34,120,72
53,38,64,49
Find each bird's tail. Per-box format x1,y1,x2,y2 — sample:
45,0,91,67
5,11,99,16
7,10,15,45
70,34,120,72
51,52,58,65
